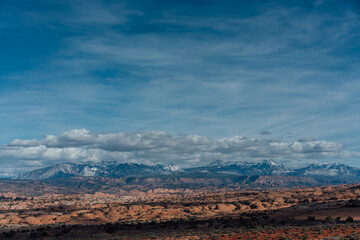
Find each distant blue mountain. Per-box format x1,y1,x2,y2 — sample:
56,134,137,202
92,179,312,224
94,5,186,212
16,160,360,184
16,161,183,180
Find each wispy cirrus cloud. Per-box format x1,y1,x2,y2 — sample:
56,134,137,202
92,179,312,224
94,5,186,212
0,1,360,175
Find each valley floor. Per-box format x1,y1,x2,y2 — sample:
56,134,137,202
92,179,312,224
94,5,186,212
1,183,360,239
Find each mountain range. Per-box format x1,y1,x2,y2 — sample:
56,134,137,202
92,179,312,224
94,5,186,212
16,160,360,184
17,161,183,180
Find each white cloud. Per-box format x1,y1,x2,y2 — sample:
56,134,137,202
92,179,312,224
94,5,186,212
8,139,39,147
1,128,357,175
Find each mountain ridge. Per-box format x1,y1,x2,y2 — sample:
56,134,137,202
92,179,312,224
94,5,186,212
16,160,360,183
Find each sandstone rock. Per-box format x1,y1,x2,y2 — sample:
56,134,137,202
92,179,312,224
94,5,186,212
7,215,22,224
216,204,237,212
24,216,41,225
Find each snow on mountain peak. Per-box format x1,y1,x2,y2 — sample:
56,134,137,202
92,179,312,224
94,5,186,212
81,166,98,177
262,159,282,167
163,164,183,172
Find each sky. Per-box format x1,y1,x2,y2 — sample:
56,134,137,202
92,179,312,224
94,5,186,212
0,0,360,176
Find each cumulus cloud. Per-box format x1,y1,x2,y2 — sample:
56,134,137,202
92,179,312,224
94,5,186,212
1,128,358,175
8,139,39,147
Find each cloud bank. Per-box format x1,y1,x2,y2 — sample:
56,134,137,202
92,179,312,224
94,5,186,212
1,129,359,176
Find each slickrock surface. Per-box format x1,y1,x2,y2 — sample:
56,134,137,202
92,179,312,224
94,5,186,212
0,184,360,227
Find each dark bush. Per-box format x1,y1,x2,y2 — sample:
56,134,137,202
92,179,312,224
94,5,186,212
307,216,316,221
2,230,16,238
325,216,335,223
29,232,39,238
105,223,115,233
245,221,258,229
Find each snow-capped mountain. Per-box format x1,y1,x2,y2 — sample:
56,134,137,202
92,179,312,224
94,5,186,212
293,163,360,178
163,163,183,172
15,160,360,183
16,161,110,180
16,161,183,180
187,159,290,175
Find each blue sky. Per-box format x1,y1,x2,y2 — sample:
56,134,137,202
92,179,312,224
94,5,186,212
0,0,360,175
